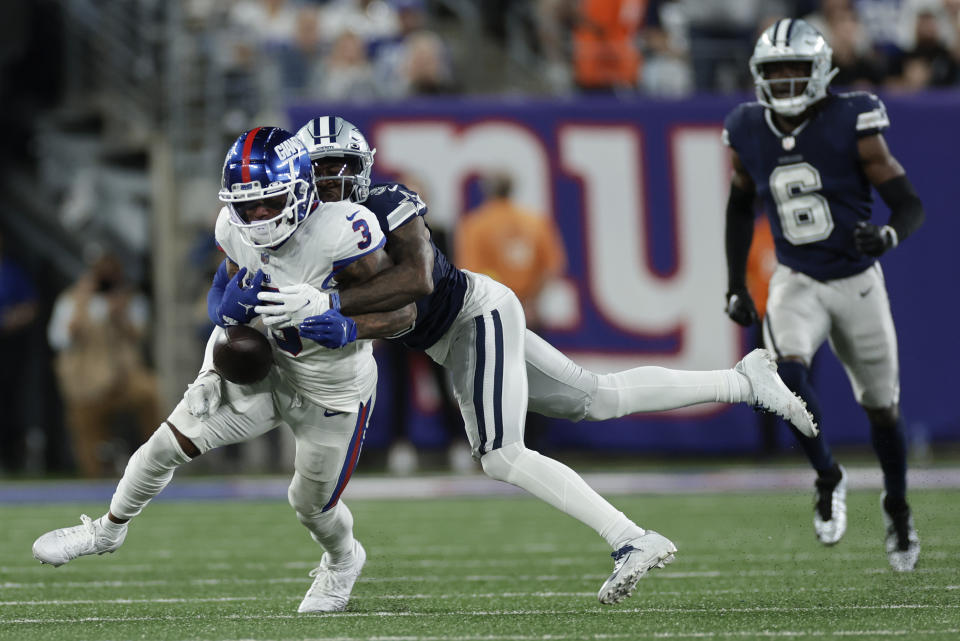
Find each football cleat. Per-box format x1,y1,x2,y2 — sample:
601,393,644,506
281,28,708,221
736,349,818,437
881,493,920,572
598,530,676,605
298,540,366,613
814,465,847,545
32,514,127,567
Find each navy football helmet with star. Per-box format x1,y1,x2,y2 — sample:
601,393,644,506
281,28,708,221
219,126,317,248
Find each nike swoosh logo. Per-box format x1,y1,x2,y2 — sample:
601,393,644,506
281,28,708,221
323,409,343,417
346,211,360,221
859,287,873,297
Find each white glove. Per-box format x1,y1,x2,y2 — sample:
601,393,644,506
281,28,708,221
186,370,223,420
254,284,332,329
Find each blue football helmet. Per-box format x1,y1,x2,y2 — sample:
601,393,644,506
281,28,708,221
219,127,317,248
295,116,375,203
750,18,838,117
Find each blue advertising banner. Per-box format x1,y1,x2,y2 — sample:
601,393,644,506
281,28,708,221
288,93,959,455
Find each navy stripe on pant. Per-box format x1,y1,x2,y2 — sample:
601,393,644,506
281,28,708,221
473,316,488,455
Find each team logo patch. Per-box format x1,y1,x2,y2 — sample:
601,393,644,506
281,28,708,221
274,138,302,162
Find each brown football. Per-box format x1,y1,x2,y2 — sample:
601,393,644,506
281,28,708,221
213,325,273,385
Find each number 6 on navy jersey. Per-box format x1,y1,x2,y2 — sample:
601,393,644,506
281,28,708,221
770,162,835,245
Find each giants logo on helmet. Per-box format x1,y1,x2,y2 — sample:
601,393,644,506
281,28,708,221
274,138,303,162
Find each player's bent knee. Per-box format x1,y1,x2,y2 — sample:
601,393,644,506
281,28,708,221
166,422,201,459
287,472,333,518
139,423,193,470
480,442,528,483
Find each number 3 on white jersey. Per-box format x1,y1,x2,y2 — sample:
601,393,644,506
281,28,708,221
769,162,834,245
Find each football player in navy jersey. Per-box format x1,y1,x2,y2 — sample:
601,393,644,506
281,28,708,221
245,115,817,606
723,19,925,571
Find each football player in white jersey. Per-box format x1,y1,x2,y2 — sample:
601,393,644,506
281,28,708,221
31,127,416,613
234,116,817,606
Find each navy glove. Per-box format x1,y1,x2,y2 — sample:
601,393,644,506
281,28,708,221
854,221,898,257
218,267,265,326
299,309,357,348
726,288,758,327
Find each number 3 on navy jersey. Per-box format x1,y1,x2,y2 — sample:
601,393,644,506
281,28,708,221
770,162,835,245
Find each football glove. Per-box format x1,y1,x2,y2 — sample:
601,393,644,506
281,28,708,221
299,309,357,349
726,288,759,327
217,267,265,326
854,221,898,257
255,285,340,329
185,370,222,420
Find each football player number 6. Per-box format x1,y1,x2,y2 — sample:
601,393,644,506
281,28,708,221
769,162,834,245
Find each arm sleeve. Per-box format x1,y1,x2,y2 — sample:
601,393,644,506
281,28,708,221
207,259,231,327
875,174,925,244
725,182,756,293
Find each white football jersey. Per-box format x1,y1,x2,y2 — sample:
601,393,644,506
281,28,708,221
215,200,385,410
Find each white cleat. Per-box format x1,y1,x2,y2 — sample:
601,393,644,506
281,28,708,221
298,540,366,613
736,349,818,437
32,514,127,567
598,530,676,605
882,493,920,572
814,465,847,546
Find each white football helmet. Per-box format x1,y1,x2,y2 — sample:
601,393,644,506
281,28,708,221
750,18,838,117
296,116,375,203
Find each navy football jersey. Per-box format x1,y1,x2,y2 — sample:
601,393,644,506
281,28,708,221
723,92,890,281
362,183,467,350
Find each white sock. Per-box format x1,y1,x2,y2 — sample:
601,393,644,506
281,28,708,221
98,516,127,535
481,443,644,549
109,424,192,521
592,367,751,420
288,473,357,566
306,503,356,567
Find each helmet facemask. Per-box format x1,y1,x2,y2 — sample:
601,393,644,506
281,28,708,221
750,19,839,117
221,177,315,248
311,154,370,203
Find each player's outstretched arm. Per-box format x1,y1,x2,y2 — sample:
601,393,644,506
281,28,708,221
856,134,925,256
724,150,759,327
335,246,417,338
337,216,434,316
298,247,417,349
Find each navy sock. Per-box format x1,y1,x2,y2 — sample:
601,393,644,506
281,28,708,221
777,360,836,475
869,411,908,505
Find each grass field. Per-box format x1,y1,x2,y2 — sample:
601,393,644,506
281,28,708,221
1,488,958,641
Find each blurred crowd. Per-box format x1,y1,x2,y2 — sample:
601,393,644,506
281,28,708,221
192,0,960,109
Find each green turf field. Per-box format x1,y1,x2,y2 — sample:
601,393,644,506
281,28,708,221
2,489,958,641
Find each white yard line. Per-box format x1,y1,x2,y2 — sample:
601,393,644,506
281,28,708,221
4,605,960,624
3,584,958,606
161,632,960,641
2,569,958,591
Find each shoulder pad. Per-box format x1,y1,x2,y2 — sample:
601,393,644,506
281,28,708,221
837,91,889,135
722,102,763,150
365,182,428,231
